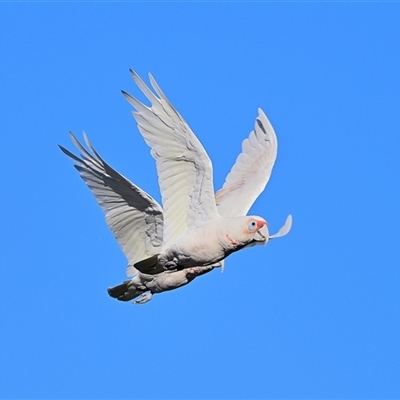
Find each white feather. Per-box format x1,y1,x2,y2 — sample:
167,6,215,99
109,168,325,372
215,108,278,217
59,133,164,270
122,70,219,248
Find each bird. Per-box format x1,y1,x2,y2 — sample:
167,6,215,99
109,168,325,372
59,70,292,303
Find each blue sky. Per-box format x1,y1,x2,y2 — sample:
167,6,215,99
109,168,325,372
1,2,399,399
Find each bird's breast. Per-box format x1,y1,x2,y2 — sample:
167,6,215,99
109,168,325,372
168,225,226,267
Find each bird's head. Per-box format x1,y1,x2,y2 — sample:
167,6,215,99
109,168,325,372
224,216,269,249
243,216,269,245
246,214,293,248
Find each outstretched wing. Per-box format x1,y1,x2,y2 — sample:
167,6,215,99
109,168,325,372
215,108,278,217
122,71,219,248
59,132,164,270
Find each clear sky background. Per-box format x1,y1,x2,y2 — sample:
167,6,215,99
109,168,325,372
1,2,399,399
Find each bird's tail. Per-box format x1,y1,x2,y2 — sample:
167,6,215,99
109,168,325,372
107,280,145,302
134,254,163,274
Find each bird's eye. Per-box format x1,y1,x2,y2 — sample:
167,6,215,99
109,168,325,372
248,220,258,232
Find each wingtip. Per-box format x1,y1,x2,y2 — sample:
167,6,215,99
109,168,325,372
128,69,154,84
128,68,137,78
121,90,135,106
82,131,94,152
58,144,67,153
128,69,144,88
68,130,78,142
58,142,82,164
129,69,144,86
257,108,272,125
148,72,157,87
255,108,277,145
256,118,267,134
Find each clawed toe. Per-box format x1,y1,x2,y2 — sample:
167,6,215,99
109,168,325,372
133,292,153,304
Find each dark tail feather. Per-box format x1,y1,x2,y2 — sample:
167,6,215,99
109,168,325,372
134,254,162,274
107,281,130,298
107,280,145,302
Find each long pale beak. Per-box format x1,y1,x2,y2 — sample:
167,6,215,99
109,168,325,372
254,224,270,242
257,219,267,230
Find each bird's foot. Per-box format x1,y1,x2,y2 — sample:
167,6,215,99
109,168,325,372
133,292,153,304
163,259,179,272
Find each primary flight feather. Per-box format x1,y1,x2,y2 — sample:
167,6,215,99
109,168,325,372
60,70,291,304
122,70,219,249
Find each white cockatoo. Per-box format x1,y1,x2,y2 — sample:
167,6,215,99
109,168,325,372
59,70,292,302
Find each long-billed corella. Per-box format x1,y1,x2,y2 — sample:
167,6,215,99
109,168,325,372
60,70,292,304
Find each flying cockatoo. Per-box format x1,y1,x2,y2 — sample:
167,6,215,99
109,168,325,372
59,70,292,303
